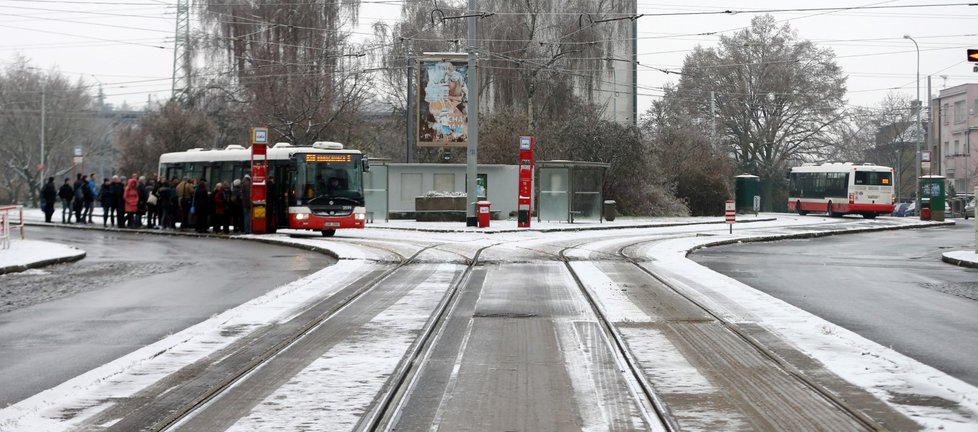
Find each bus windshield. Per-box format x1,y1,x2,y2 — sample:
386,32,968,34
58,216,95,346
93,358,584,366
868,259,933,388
295,153,363,204
854,171,892,186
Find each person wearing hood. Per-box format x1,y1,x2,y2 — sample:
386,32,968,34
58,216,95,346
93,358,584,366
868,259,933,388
123,177,140,228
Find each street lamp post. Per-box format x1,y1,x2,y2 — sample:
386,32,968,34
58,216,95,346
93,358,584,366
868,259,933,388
903,34,921,213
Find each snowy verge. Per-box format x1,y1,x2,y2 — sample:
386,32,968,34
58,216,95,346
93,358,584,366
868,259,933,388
942,250,978,268
0,240,84,275
0,256,371,432
645,233,978,431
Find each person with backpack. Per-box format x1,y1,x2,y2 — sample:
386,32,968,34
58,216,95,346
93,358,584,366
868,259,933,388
85,173,97,223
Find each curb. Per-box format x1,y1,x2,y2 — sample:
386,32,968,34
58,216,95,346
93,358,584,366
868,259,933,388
0,250,86,275
686,220,957,256
941,253,978,269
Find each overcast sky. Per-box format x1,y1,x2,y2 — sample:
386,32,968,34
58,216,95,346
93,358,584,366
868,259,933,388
1,0,975,115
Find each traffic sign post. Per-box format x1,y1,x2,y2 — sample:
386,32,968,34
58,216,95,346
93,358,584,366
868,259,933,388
250,127,269,234
517,135,534,228
725,200,736,234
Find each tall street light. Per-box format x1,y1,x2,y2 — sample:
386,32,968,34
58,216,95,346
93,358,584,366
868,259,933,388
904,34,921,213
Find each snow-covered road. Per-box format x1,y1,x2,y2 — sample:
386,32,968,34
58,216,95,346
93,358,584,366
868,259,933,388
1,213,976,431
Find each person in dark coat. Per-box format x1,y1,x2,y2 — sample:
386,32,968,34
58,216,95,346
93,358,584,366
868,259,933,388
41,177,57,223
156,179,174,230
241,175,252,234
112,175,126,228
266,176,276,234
58,178,74,223
98,178,113,227
72,174,87,224
192,179,210,233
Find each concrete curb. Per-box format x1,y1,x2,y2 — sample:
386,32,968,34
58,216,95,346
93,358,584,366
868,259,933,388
941,253,978,269
0,250,86,275
686,220,957,256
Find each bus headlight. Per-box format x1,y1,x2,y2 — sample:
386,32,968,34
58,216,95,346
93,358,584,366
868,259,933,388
292,207,311,220
354,206,366,221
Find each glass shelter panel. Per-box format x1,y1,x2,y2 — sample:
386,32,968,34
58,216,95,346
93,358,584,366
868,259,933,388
364,165,388,221
571,167,604,221
539,168,569,221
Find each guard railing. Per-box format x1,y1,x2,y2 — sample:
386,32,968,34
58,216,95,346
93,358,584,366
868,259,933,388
0,205,25,250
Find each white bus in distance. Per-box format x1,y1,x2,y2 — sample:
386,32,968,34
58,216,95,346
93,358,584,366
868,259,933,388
787,162,895,219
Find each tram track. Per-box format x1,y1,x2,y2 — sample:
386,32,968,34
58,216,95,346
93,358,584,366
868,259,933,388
84,242,446,432
607,238,889,431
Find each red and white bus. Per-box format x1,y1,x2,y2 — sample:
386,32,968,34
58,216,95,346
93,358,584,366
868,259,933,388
787,162,895,219
159,141,369,236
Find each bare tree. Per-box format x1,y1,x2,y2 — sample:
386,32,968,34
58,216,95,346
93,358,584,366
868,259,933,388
668,15,847,211
117,100,215,176
0,58,93,205
196,0,369,144
370,0,627,140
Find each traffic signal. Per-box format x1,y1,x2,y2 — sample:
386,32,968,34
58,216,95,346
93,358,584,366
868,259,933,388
969,49,978,62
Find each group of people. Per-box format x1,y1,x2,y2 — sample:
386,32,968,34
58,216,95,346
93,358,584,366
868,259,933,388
40,172,254,234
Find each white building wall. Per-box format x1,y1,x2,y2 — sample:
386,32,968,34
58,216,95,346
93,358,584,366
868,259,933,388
937,83,978,194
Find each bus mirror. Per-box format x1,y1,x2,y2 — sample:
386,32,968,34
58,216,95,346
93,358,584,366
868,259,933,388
362,156,370,172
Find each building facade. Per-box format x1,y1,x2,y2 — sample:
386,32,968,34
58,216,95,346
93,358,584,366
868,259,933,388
934,83,978,195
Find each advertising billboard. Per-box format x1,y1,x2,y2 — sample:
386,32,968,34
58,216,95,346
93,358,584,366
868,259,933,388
418,55,471,147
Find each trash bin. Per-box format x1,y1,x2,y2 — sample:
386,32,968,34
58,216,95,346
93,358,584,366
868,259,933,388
921,202,931,221
477,201,491,228
603,200,617,222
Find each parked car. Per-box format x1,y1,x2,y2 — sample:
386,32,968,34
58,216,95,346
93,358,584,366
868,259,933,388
966,198,975,219
903,201,916,217
891,202,911,217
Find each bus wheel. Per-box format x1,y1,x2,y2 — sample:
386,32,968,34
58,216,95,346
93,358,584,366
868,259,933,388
796,201,807,216
322,229,336,237
863,213,877,219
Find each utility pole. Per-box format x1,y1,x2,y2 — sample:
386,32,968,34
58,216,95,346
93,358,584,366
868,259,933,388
39,80,46,192
465,0,479,227
710,91,716,150
171,0,191,99
405,40,415,164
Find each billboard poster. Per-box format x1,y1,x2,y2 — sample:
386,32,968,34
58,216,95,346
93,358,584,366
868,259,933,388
418,56,470,147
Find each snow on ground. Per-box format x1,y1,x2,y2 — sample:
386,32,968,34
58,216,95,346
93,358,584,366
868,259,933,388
3,208,977,431
0,239,84,274
0,258,371,431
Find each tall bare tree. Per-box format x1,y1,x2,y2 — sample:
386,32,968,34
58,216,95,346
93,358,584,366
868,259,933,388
371,0,628,136
668,15,847,211
196,0,369,144
0,58,94,205
117,100,215,176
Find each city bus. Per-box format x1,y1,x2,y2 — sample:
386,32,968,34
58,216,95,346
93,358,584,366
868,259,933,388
159,141,369,236
787,162,895,219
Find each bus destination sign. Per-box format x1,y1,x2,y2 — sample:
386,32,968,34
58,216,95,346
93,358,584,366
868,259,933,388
305,154,352,163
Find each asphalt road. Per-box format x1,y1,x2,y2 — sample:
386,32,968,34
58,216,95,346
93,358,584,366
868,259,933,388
0,226,335,407
689,218,978,386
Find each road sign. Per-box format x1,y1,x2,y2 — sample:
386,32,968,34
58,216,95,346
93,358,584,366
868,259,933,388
969,49,978,62
921,150,931,162
725,200,736,233
251,127,268,145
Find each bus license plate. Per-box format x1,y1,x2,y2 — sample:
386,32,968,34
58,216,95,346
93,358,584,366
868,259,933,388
324,222,340,227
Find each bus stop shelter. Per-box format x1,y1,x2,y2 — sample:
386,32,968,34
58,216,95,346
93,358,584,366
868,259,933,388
537,161,610,223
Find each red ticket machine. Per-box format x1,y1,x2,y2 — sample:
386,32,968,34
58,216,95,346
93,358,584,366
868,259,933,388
517,135,534,228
